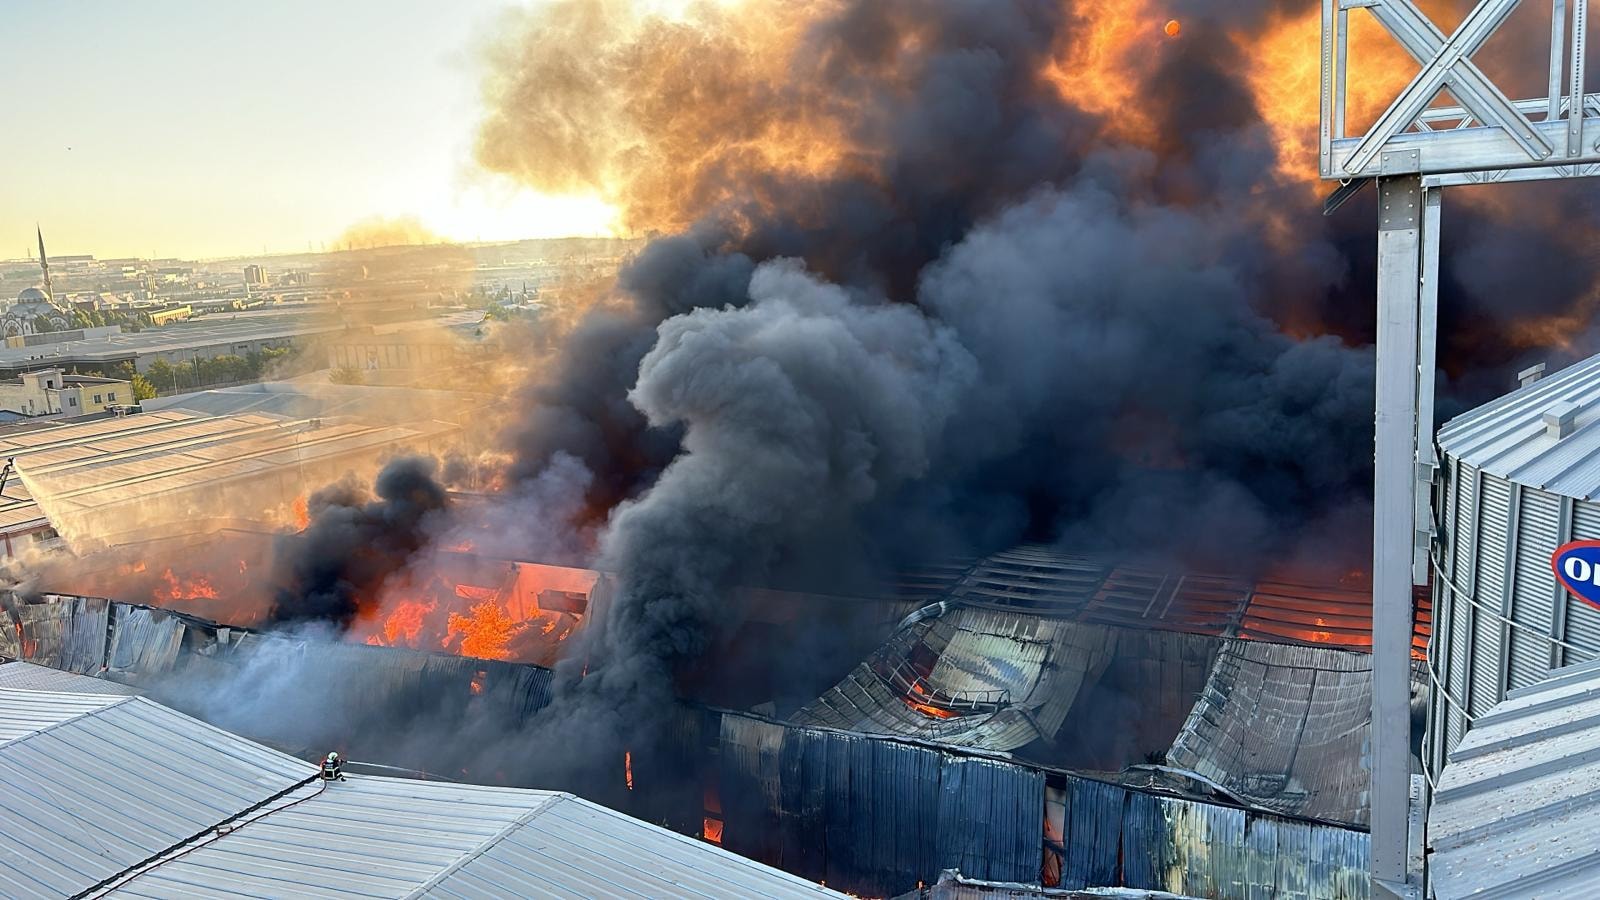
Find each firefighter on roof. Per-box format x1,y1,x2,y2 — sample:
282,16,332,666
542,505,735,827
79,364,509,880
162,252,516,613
320,751,345,781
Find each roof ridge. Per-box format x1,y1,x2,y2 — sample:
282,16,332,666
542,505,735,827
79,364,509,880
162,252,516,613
400,790,566,898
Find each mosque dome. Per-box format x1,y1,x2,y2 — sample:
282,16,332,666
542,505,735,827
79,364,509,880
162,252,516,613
16,287,47,303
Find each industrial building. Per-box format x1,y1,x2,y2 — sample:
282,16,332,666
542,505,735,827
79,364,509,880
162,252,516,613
0,314,342,378
1,550,1395,897
0,366,130,418
0,403,459,554
0,666,843,899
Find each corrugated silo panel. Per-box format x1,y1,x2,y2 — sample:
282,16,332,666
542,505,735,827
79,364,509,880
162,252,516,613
1471,475,1513,714
1564,596,1600,662
1509,489,1561,690
1444,462,1478,751
1564,501,1600,664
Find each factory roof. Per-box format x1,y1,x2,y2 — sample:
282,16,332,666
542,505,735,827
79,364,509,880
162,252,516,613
0,316,343,368
0,689,313,899
0,686,843,900
0,406,453,545
0,660,139,695
1429,658,1600,898
938,545,1430,656
791,607,1121,751
1438,351,1600,499
145,379,490,424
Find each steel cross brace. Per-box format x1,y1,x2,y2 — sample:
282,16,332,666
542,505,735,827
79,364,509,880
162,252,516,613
1349,0,1551,174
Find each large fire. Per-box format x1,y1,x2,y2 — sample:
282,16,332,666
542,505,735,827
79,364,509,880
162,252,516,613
353,559,596,665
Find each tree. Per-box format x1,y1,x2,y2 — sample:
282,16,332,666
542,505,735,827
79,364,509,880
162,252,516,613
130,374,157,402
330,366,364,385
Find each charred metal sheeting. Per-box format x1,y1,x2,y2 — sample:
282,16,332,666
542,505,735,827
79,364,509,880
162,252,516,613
710,710,1373,899
896,870,1195,898
935,545,1431,655
1167,642,1380,826
1120,791,1369,899
791,608,1116,751
715,716,1045,898
0,593,110,672
791,606,1222,763
1430,658,1600,897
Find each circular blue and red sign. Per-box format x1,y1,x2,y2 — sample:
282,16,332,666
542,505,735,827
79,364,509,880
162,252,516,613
1552,540,1600,611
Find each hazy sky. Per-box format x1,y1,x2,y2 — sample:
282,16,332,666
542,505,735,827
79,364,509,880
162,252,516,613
2,1,615,260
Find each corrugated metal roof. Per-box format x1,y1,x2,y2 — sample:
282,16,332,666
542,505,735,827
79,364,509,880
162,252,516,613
1165,642,1397,826
790,607,1117,751
0,660,139,695
1429,658,1600,898
0,687,842,899
0,687,124,742
0,689,313,899
1437,352,1600,498
107,777,841,900
934,545,1429,656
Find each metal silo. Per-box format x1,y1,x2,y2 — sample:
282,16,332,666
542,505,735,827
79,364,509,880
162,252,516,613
1428,355,1600,778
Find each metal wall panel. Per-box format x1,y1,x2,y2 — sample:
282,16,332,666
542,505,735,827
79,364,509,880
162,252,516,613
1443,461,1478,755
1509,488,1561,690
1471,475,1513,714
1060,777,1122,889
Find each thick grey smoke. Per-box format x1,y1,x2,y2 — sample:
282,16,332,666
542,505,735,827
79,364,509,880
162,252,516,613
527,259,975,780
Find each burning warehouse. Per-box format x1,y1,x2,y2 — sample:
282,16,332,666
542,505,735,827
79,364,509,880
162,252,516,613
3,536,1415,897
15,0,1600,894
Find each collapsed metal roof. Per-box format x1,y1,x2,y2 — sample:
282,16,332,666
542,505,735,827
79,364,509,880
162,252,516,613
0,686,843,900
790,607,1118,750
926,545,1430,655
1429,658,1600,898
1437,351,1600,498
1164,641,1425,827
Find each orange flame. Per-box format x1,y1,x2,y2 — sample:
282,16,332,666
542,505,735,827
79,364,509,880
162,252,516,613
702,817,724,845
444,600,518,660
291,495,310,530
624,751,634,791
155,569,219,603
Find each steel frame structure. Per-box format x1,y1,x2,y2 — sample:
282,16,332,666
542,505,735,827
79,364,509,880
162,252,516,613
1320,0,1598,896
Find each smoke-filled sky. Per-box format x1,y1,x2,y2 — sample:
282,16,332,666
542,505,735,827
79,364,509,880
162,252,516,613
1,0,619,259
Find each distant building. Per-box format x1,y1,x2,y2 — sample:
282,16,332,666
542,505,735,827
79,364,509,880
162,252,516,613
243,263,266,286
0,367,130,417
3,228,74,338
146,304,192,325
326,327,468,385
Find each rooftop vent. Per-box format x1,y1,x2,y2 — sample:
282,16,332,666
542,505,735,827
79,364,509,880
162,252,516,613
1519,363,1548,387
1544,401,1579,439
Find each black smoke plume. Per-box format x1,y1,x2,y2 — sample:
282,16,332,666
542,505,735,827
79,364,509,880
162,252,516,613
267,456,449,627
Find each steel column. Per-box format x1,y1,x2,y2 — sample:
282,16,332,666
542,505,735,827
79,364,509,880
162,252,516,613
1373,169,1425,898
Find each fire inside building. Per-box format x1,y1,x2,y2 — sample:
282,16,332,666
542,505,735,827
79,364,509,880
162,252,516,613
14,0,1600,896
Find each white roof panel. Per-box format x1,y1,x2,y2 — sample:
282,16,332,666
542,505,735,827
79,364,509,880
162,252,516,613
0,661,139,696
1438,353,1600,498
0,686,841,899
0,690,313,899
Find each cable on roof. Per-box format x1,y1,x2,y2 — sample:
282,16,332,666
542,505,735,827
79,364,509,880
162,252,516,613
73,773,325,899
